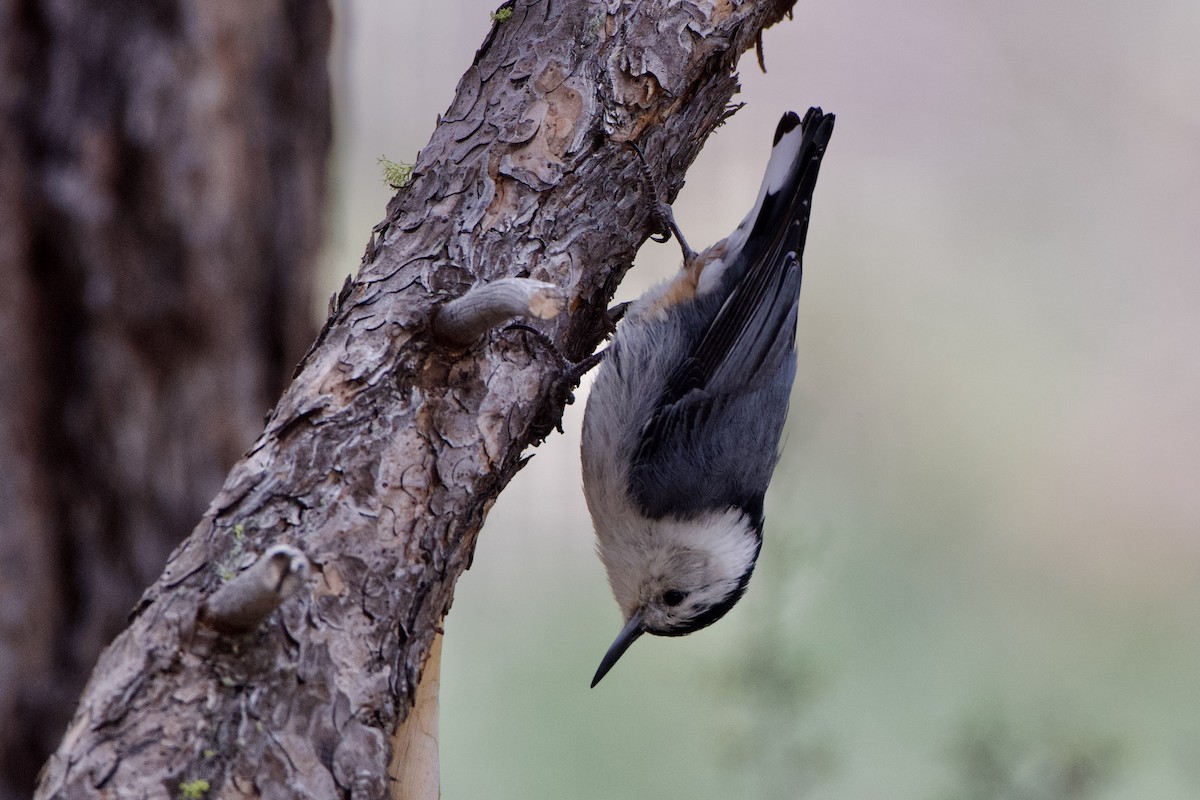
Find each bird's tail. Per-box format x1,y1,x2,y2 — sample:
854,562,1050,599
734,107,835,270
686,108,833,391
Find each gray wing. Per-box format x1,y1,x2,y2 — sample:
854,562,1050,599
628,254,801,525
627,108,834,524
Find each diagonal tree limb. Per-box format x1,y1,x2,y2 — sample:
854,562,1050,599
35,0,801,796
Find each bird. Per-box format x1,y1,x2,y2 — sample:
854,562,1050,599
580,107,834,687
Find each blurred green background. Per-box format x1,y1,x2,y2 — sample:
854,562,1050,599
326,1,1200,797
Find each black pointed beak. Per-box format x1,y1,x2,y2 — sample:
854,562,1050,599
591,610,645,687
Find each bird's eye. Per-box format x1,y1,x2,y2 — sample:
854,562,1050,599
663,589,688,607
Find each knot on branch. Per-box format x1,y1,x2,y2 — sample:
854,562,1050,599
431,277,566,346
199,544,311,634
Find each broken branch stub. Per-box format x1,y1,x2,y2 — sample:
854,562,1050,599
432,277,566,346
200,544,311,634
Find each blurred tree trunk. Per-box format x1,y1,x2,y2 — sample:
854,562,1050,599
0,1,331,797
28,1,799,797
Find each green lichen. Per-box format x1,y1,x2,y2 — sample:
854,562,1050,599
490,6,513,23
378,156,414,189
217,523,248,581
179,778,210,800
581,9,605,45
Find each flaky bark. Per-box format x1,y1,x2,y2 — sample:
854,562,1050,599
35,1,798,796
0,1,330,797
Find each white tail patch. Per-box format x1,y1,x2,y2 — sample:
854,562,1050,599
720,120,808,268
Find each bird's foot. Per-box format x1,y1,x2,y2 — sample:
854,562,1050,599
629,142,696,265
505,324,607,433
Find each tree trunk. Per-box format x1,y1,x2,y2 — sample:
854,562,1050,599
0,1,331,797
32,1,797,796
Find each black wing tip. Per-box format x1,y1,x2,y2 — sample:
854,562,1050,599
807,107,835,147
775,108,835,149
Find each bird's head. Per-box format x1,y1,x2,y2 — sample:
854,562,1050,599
591,507,762,686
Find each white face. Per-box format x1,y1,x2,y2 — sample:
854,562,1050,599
633,545,741,633
599,508,761,635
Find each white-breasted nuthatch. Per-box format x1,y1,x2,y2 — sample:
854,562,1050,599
582,108,835,686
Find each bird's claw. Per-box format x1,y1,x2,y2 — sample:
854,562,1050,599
602,302,630,336
629,142,696,264
504,324,607,434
